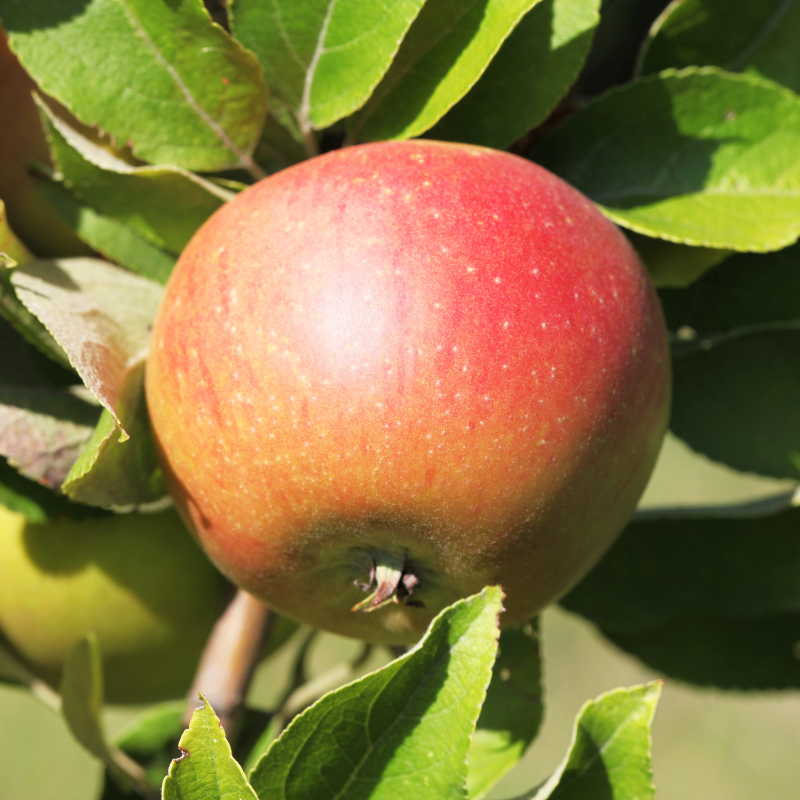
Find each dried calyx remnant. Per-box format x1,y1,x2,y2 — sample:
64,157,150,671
352,550,423,612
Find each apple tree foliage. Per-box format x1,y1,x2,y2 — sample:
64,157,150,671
0,0,798,796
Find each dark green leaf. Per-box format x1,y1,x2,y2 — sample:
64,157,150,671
604,614,800,690
626,229,731,287
523,683,660,800
115,701,185,755
38,181,177,285
2,0,268,173
428,0,600,150
230,0,428,131
671,328,800,479
0,197,31,265
249,586,504,800
533,68,800,251
38,99,230,256
468,621,543,799
659,241,800,333
162,695,259,800
639,0,800,95
348,0,542,142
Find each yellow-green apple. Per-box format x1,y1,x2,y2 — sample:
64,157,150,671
0,27,86,257
146,140,670,644
0,503,226,703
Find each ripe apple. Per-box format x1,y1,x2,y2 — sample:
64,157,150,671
0,503,226,704
146,140,670,644
0,27,86,257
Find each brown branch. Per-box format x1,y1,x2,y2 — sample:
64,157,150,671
183,589,273,736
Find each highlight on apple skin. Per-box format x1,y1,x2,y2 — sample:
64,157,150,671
146,140,671,645
0,505,227,704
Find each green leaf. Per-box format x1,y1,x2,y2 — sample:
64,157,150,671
604,613,800,690
639,0,800,95
0,197,32,265
562,505,800,633
670,328,800,479
659,241,800,333
230,0,428,131
162,695,259,800
468,621,543,800
60,634,148,793
626,230,731,287
10,257,163,437
528,683,660,800
532,68,800,251
2,0,268,173
62,362,168,511
253,104,309,175
38,99,230,256
38,181,177,285
249,586,504,800
0,385,99,490
427,0,600,150
348,0,543,142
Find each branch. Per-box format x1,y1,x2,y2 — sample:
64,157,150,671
183,589,272,736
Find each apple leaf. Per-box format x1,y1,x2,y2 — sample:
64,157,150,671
468,621,543,800
0,198,31,266
254,104,309,175
670,327,800,479
38,181,177,285
10,257,163,437
229,0,428,132
626,230,732,288
37,99,231,256
60,634,149,794
603,613,800,691
249,586,504,800
347,0,543,142
639,0,800,95
0,386,99,490
659,241,800,333
1,0,268,174
522,683,660,800
532,68,800,252
162,695,259,800
427,0,600,150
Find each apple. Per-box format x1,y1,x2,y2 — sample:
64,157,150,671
0,27,87,257
146,140,670,645
0,503,226,704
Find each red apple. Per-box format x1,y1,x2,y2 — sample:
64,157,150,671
146,141,670,644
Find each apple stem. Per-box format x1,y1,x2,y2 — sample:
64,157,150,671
351,551,421,612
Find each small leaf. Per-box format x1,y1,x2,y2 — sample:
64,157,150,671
38,181,177,285
604,613,800,690
249,586,505,800
533,68,800,251
528,683,660,800
2,0,268,173
428,0,601,150
626,230,731,288
60,634,148,793
348,0,543,142
0,198,32,265
639,0,800,95
468,620,543,800
11,257,164,439
230,0,428,131
62,362,168,511
38,99,230,256
162,695,259,800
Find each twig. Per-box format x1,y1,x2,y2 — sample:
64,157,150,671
183,589,272,736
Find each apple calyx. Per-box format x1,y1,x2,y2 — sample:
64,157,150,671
351,551,422,613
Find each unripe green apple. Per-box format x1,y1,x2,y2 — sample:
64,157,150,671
146,141,670,644
0,504,226,703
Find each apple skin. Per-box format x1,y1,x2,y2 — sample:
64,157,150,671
146,140,670,644
0,28,87,257
0,504,226,704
